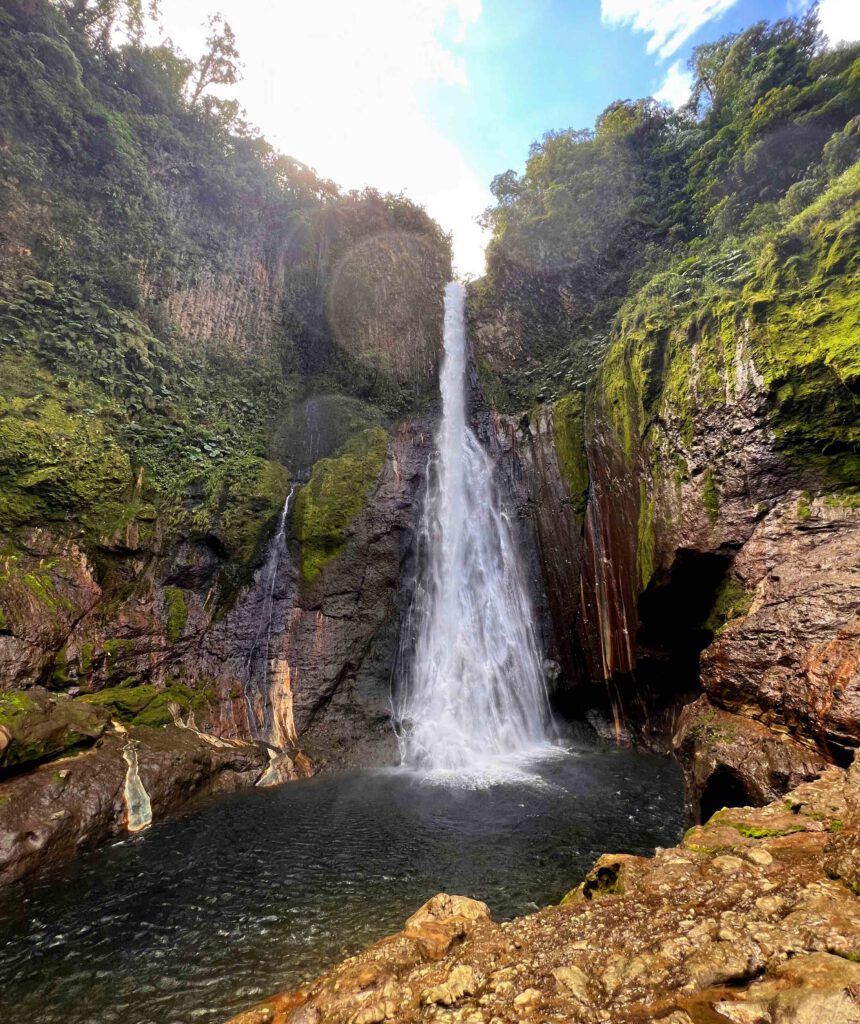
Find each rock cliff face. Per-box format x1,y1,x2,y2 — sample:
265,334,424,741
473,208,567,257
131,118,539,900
466,162,860,813
0,0,451,881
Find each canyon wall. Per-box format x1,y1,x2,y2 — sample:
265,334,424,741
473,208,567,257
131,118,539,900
469,161,860,813
0,0,449,880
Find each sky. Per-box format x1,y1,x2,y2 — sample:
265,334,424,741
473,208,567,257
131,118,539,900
151,0,860,277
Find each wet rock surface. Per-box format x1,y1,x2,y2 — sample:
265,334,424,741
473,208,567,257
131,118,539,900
0,724,269,885
228,758,860,1024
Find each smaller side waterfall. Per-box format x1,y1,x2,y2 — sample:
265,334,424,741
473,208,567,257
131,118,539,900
243,486,295,745
395,282,554,775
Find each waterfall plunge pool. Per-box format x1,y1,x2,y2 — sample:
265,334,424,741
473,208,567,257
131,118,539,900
0,744,686,1024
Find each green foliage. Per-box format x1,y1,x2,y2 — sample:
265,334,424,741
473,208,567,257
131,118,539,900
292,428,388,584
0,274,290,555
61,0,160,47
0,0,449,420
475,8,860,413
0,354,134,539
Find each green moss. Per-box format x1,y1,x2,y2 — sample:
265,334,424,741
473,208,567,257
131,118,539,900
638,478,656,589
0,690,35,726
705,572,753,635
720,820,804,838
293,427,389,584
101,639,136,681
0,357,134,541
78,679,207,727
49,646,72,689
823,490,860,509
830,818,844,832
702,469,720,523
797,492,813,521
163,587,188,644
80,642,94,677
745,165,860,485
552,394,589,526
592,164,860,529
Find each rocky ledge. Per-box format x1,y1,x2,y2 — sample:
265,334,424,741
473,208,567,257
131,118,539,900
0,715,286,886
227,758,860,1024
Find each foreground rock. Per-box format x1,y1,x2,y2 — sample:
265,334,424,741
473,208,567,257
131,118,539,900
0,724,272,885
227,759,860,1024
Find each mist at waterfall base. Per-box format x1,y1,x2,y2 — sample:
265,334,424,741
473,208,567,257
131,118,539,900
395,281,554,779
0,749,686,1024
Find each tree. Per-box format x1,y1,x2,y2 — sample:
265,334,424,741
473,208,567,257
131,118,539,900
189,14,241,106
62,0,159,47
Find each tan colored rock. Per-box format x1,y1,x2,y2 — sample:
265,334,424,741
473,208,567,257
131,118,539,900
406,893,492,929
713,855,746,873
746,847,773,867
421,965,479,1006
553,964,589,1002
512,987,542,1009
716,952,860,1023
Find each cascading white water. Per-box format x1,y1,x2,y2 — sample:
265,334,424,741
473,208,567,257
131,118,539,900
243,485,295,744
395,281,553,774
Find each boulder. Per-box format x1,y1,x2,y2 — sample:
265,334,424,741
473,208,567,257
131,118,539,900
0,687,108,774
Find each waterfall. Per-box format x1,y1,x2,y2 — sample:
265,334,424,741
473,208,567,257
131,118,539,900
395,281,553,775
243,486,295,745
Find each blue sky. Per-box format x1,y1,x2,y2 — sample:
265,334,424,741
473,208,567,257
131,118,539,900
153,0,859,275
424,0,789,189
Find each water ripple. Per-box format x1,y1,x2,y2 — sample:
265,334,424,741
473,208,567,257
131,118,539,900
0,746,686,1024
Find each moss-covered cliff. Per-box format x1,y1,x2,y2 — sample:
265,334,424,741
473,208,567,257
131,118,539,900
0,0,451,791
469,11,860,798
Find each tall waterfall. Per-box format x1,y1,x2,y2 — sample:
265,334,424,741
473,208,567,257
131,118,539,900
243,486,295,745
396,282,553,774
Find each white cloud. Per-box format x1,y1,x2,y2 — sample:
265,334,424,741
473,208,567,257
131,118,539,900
654,59,693,107
601,0,740,59
152,0,490,277
816,0,860,45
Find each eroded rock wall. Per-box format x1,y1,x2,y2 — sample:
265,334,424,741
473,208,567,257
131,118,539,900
467,164,860,805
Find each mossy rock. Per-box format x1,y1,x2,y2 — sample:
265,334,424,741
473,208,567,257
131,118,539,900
595,162,860,492
292,427,388,584
552,393,589,525
0,687,108,773
191,456,290,572
705,572,753,636
78,680,208,728
163,587,188,644
0,356,135,541
273,393,385,472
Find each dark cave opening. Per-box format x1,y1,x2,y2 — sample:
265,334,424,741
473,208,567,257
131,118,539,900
633,548,735,709
700,765,754,822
